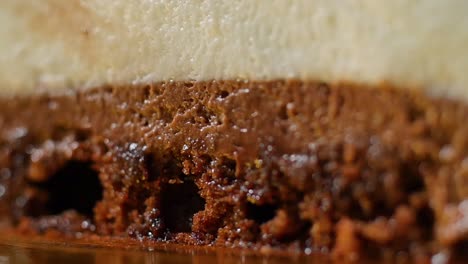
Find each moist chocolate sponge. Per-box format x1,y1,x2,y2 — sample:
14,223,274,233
1,80,468,261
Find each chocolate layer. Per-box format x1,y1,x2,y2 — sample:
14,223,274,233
1,80,468,261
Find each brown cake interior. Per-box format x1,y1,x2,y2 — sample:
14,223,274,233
1,80,468,261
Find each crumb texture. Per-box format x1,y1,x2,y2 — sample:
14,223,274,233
0,80,468,262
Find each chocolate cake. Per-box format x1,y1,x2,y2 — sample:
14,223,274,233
1,1,468,262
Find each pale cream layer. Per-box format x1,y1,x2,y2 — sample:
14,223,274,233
1,0,468,99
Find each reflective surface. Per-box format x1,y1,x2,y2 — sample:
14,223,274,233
0,235,325,264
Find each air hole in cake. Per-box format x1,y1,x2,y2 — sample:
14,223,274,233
75,129,91,142
142,85,151,98
30,161,102,217
278,104,289,120
160,179,205,233
416,205,435,239
246,202,277,224
452,241,468,260
278,103,297,120
143,153,160,182
218,90,230,99
183,82,194,88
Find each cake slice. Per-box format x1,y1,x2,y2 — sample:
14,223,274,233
1,1,468,262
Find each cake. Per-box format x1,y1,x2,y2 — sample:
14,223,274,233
1,1,468,262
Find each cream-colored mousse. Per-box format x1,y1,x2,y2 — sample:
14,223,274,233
0,0,468,99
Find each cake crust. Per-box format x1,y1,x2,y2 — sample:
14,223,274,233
1,80,468,261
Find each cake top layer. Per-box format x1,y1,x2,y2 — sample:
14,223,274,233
1,1,468,99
